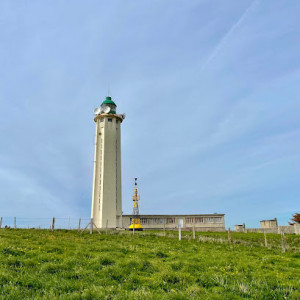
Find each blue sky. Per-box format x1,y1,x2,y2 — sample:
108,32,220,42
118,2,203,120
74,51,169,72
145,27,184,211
0,0,299,229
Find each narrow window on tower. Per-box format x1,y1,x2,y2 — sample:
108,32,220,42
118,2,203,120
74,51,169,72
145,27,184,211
108,118,112,122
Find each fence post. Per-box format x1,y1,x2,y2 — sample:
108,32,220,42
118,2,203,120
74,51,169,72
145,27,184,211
281,232,286,253
193,225,196,239
90,218,93,234
228,228,231,244
264,231,268,247
0,217,2,229
133,219,135,235
52,217,55,232
14,217,16,229
163,221,166,237
179,227,181,241
78,218,81,231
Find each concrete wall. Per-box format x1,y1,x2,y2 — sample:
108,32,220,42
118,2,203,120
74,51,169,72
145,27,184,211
244,226,296,234
122,214,226,231
278,226,295,234
294,224,300,235
235,218,297,234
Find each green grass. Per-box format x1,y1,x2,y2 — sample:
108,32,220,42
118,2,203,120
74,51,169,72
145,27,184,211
0,229,299,299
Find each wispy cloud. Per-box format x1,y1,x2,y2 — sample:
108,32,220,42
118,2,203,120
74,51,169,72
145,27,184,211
199,0,260,72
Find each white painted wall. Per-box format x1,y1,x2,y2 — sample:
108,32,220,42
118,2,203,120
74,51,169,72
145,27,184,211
91,114,123,228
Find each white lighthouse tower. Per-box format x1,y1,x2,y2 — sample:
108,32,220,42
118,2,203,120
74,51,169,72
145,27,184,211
91,96,125,229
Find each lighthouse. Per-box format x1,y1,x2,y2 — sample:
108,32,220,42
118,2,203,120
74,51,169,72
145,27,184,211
91,96,125,229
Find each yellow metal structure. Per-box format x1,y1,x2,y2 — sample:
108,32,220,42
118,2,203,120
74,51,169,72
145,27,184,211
129,178,143,230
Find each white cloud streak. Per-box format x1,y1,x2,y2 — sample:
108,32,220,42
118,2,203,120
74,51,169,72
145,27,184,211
200,0,260,72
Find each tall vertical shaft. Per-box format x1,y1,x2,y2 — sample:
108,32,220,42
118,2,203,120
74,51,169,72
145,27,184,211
91,97,124,228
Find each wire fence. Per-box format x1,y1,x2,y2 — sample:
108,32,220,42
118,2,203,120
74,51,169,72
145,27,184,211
0,217,90,230
0,217,299,253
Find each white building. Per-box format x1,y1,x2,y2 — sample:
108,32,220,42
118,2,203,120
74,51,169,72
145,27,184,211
122,214,226,231
91,97,125,229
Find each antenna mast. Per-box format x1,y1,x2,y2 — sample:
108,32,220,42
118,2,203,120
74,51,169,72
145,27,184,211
129,178,143,231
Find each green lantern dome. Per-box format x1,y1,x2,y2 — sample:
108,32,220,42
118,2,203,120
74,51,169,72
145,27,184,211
101,96,116,106
101,96,117,114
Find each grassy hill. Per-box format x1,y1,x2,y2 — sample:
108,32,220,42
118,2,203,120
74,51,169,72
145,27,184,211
0,229,299,299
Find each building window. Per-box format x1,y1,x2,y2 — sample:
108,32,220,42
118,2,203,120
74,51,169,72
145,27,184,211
158,218,166,224
147,218,157,224
100,118,104,122
186,217,194,224
108,118,112,122
167,218,175,224
195,217,203,223
140,218,147,224
214,217,222,223
205,217,213,223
